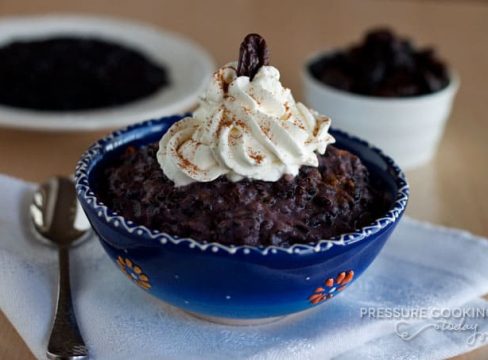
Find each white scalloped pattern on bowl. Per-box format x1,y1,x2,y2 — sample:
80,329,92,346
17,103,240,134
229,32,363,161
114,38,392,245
75,118,409,256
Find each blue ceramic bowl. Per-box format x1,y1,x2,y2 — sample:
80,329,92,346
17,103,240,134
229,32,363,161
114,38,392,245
75,115,409,323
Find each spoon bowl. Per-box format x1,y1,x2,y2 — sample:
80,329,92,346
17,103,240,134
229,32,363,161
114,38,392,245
30,177,91,247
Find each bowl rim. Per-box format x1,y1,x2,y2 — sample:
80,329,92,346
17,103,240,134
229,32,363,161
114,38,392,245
303,49,460,103
74,115,409,256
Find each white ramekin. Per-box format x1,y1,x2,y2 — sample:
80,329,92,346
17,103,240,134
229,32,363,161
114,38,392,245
303,51,459,169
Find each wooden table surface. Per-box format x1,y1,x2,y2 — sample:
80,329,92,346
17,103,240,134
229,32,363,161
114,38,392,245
0,0,487,359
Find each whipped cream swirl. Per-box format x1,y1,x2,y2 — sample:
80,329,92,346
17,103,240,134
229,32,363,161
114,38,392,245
157,62,335,186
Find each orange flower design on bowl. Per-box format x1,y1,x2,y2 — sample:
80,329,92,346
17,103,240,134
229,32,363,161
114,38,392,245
308,270,354,304
116,255,151,290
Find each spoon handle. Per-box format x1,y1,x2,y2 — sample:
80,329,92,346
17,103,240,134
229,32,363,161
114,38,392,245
47,247,88,360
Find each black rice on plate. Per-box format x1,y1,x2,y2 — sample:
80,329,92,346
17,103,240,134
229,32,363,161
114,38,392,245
0,37,170,111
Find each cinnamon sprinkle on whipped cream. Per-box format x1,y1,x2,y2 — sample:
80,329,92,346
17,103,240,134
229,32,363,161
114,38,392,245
157,62,335,186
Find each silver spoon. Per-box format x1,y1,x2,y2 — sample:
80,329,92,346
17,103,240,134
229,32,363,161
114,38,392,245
29,176,90,360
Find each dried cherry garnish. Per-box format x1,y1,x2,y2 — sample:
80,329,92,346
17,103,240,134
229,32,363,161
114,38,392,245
236,33,270,80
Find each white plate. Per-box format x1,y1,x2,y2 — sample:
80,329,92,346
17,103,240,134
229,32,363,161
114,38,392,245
0,15,215,131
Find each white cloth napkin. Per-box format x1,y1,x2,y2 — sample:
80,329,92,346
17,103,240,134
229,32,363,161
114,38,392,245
1,173,488,360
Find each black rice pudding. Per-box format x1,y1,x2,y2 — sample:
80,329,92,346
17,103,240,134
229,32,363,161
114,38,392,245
96,143,391,247
0,37,169,111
